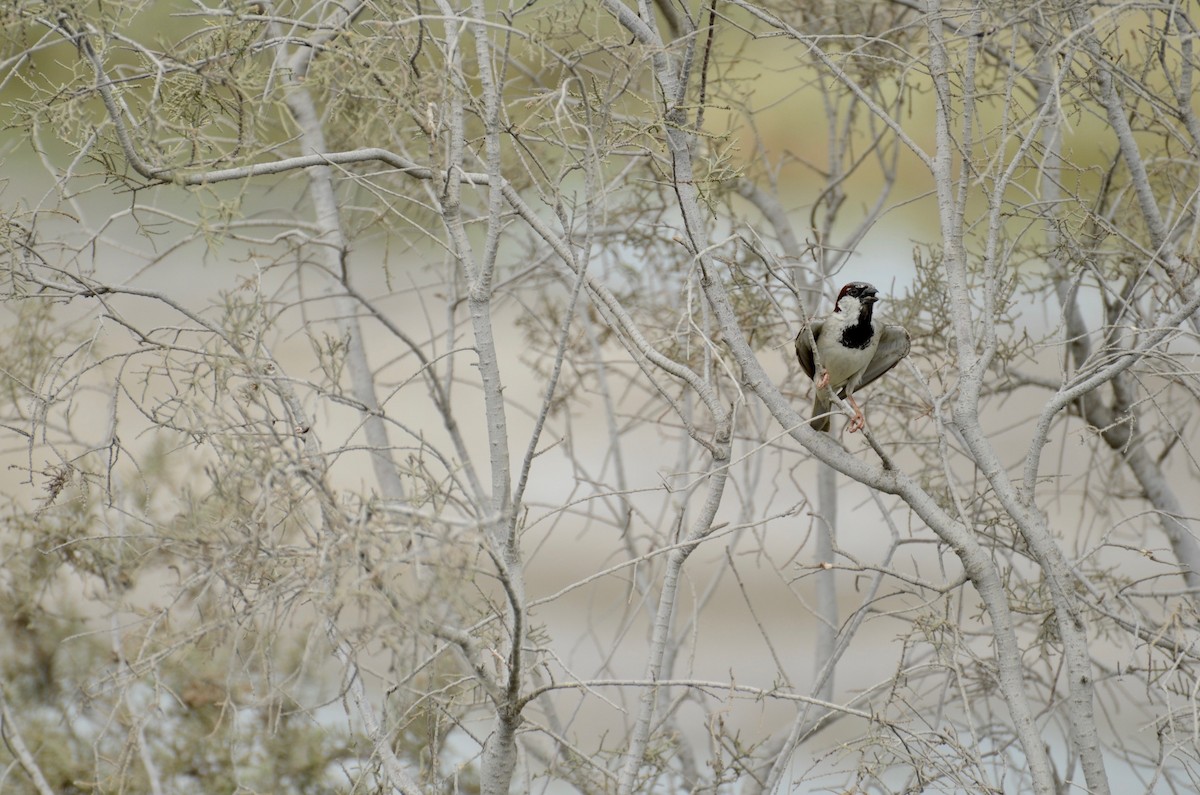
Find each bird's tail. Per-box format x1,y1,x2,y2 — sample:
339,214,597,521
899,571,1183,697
810,393,831,432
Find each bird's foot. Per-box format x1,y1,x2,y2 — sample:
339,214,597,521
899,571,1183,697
846,396,866,433
816,370,830,390
847,411,866,433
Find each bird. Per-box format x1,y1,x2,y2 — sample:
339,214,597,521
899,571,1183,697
795,282,910,433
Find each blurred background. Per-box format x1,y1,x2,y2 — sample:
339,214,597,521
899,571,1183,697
1,2,1198,794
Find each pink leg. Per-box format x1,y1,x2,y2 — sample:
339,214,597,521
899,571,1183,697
846,396,866,433
816,369,830,390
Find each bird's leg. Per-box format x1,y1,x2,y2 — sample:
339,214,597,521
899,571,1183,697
845,395,866,433
816,369,830,390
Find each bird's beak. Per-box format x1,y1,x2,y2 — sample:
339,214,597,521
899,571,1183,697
862,291,878,304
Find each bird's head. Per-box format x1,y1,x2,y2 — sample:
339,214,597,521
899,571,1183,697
834,282,879,314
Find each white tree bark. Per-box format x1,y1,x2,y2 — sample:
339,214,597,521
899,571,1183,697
16,3,1200,792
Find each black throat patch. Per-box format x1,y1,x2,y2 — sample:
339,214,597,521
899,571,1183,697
838,306,875,350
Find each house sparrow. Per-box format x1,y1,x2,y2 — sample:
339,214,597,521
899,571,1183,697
795,282,910,433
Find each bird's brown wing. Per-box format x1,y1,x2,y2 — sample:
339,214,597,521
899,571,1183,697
857,324,910,389
794,319,824,380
